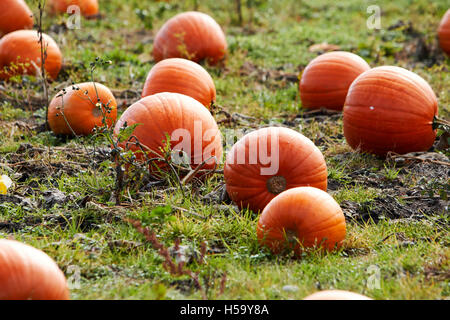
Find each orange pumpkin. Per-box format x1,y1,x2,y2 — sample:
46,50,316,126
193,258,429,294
142,58,216,108
438,9,450,55
224,127,327,213
0,30,62,80
304,290,372,300
113,92,222,172
0,239,70,300
299,51,370,111
343,66,438,157
48,82,118,136
0,0,34,37
48,0,99,17
153,11,227,65
257,187,346,255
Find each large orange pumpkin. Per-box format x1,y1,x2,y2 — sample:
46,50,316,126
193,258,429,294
48,82,118,136
153,11,227,65
257,187,346,255
304,290,372,300
0,30,62,80
224,127,327,213
343,66,438,157
48,0,99,17
0,0,33,37
113,92,222,172
142,58,216,108
299,51,370,111
438,9,450,55
0,239,70,300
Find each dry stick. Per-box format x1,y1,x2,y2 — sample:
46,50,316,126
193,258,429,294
0,160,87,167
387,152,450,167
126,219,205,297
182,156,218,185
236,0,243,25
37,0,49,130
219,272,227,296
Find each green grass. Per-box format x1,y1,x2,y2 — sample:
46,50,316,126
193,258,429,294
0,0,449,300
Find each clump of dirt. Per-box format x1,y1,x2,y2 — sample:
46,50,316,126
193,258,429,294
282,108,342,127
341,194,447,223
329,149,449,223
2,143,112,183
239,61,299,88
0,194,36,211
389,20,447,66
170,278,198,295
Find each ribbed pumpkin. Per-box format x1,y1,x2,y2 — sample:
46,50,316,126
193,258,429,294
0,0,33,37
48,82,118,136
343,66,438,157
48,0,99,17
0,30,62,80
142,58,216,108
0,239,70,300
304,290,372,300
299,51,370,111
224,127,327,213
113,92,222,172
257,187,346,255
438,9,450,55
153,11,227,65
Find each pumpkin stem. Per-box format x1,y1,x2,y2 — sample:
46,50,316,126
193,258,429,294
266,176,287,194
433,116,450,131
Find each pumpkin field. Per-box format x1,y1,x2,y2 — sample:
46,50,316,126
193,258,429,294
0,0,449,301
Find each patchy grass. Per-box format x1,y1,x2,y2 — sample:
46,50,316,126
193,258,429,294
0,0,449,300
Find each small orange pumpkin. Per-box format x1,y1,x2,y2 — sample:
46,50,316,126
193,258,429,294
48,82,118,136
303,290,372,300
257,187,346,255
438,9,450,55
224,127,327,213
0,30,62,80
343,66,438,157
142,58,216,108
48,0,99,17
0,0,33,37
153,11,227,65
299,51,370,111
113,92,222,172
0,239,70,300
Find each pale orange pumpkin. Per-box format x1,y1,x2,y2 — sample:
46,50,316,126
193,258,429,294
142,58,216,108
113,92,222,173
299,51,370,111
48,0,99,17
0,30,62,80
224,127,327,213
303,290,372,300
48,82,118,136
257,187,346,255
438,9,450,55
0,0,34,37
0,239,70,300
153,11,227,65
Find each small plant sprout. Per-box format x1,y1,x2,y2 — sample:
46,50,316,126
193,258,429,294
383,163,401,181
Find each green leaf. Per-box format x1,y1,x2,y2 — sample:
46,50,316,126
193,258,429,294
151,205,173,218
117,123,142,143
